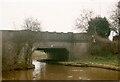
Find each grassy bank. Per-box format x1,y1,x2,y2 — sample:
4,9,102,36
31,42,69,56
38,54,120,71
57,54,119,71
71,54,119,67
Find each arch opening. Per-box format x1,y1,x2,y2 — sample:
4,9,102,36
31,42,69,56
33,48,69,62
32,50,47,61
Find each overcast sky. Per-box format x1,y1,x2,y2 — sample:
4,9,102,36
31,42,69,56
0,0,119,32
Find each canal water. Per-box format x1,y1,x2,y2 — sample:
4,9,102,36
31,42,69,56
2,60,119,80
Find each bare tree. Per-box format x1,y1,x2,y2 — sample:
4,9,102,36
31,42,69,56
21,17,42,65
13,17,42,66
75,10,94,32
22,17,41,31
109,1,120,35
110,9,119,35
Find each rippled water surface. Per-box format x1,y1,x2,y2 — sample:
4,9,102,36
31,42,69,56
2,60,119,80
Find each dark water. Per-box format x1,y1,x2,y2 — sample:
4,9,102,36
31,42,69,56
2,60,119,80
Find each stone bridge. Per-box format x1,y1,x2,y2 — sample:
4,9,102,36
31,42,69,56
1,30,92,71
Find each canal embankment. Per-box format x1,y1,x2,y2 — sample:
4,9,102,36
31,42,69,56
57,62,120,71
13,64,35,70
38,54,120,71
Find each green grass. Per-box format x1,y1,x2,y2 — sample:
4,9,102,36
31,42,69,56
71,54,119,67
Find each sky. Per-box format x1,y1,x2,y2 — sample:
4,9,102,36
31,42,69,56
0,0,119,33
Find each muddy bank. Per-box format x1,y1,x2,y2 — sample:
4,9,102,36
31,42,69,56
13,64,35,70
3,64,35,72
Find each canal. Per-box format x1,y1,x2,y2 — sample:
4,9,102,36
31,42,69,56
2,60,119,80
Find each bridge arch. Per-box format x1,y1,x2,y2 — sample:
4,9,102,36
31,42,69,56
33,48,69,61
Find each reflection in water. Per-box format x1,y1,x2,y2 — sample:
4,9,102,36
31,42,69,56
2,60,120,80
32,60,46,80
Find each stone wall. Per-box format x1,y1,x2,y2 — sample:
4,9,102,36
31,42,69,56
2,31,16,71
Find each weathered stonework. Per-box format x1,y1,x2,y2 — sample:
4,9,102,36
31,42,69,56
1,30,91,71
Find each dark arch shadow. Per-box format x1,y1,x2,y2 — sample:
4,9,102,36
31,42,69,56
35,48,69,62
